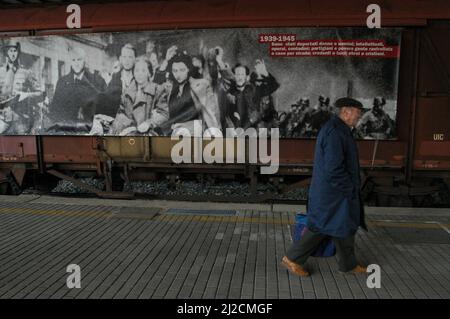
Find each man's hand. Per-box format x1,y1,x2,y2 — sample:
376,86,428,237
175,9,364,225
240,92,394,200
215,47,224,62
165,45,178,62
227,93,236,105
17,91,42,102
254,59,269,77
215,46,228,70
137,120,152,133
112,61,121,74
160,45,178,71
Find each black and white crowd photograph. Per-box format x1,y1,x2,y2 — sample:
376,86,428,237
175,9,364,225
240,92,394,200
0,27,401,139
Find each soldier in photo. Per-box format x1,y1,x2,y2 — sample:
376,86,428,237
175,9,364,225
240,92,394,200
356,97,395,139
0,40,45,134
285,102,301,137
286,97,313,138
298,97,315,137
309,95,332,136
277,111,289,137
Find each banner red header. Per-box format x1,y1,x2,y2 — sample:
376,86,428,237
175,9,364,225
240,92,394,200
262,37,400,58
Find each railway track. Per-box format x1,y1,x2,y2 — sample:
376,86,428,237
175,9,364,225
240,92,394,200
23,190,307,205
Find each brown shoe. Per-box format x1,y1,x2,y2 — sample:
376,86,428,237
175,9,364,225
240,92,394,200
339,265,367,274
281,256,310,277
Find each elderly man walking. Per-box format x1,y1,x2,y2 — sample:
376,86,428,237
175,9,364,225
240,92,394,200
282,97,368,277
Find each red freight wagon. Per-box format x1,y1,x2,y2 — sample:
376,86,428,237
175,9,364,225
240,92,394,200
0,0,448,206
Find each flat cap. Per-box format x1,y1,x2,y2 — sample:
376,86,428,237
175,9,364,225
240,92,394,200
335,97,363,110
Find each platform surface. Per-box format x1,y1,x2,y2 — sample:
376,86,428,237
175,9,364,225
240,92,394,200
0,195,448,299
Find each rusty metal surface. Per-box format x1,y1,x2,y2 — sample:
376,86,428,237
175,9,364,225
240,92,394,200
42,136,100,164
414,97,450,161
278,139,315,164
0,136,37,163
278,139,406,168
0,5,447,184
148,137,249,164
1,0,449,32
0,170,8,183
11,164,26,186
413,21,450,171
358,140,406,168
102,137,148,160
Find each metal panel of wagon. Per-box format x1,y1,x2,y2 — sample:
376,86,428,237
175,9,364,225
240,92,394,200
414,97,450,172
102,136,149,161
0,136,37,192
0,136,37,163
42,136,101,171
413,21,450,175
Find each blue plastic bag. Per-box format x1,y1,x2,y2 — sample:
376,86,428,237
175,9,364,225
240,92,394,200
293,213,336,257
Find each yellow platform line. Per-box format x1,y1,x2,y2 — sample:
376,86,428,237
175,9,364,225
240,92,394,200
0,206,449,230
369,220,450,230
154,215,450,230
0,207,109,218
154,214,289,225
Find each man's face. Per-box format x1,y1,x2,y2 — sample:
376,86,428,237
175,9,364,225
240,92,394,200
302,101,309,109
7,47,18,63
348,107,362,127
171,61,189,84
71,54,85,74
120,47,136,71
373,103,382,113
192,57,202,69
234,66,248,87
149,52,158,68
146,41,155,56
134,61,149,85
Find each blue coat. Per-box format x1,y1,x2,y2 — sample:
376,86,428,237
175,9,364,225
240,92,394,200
307,114,367,238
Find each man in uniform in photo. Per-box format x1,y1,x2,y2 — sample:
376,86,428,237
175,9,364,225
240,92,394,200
357,97,395,139
0,40,45,134
309,95,333,136
285,102,301,137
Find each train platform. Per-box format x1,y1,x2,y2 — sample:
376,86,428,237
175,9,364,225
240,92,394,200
0,194,448,299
